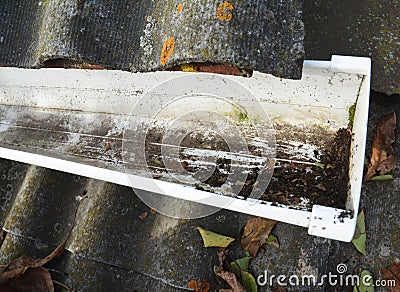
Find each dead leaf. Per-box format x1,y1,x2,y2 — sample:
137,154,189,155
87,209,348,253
354,270,374,292
365,112,397,181
217,249,228,269
381,262,400,292
103,142,111,152
138,211,148,220
370,174,394,181
241,271,258,292
201,281,210,292
196,227,235,248
0,243,64,292
188,279,201,291
0,243,64,279
188,279,210,292
2,267,54,292
241,217,277,257
352,210,366,256
214,267,246,292
230,256,252,276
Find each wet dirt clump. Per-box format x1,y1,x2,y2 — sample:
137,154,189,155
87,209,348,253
261,128,351,209
144,126,352,211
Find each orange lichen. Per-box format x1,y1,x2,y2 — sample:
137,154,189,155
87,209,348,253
216,2,234,21
177,3,184,14
160,37,175,66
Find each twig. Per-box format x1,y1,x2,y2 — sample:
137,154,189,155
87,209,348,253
53,280,75,292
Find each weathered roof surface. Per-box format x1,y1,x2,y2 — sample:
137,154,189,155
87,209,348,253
304,0,400,95
0,91,399,291
0,0,305,79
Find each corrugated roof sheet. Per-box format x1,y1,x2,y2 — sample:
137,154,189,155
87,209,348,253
303,0,400,95
0,0,305,79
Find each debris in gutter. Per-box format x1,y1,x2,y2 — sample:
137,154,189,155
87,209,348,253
103,142,111,152
146,126,352,210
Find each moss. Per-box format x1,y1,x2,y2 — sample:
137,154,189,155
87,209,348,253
224,107,251,124
348,103,356,126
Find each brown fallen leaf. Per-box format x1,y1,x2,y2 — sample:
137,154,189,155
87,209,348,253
103,142,111,152
188,279,210,292
381,262,400,292
217,249,228,269
241,217,277,257
0,243,64,279
0,242,64,292
365,112,397,181
2,267,53,292
215,267,246,292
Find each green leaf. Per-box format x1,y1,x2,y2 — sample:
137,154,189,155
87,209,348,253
370,175,394,181
266,234,280,248
315,162,325,169
352,211,366,256
196,227,235,248
353,270,374,292
241,271,258,292
230,257,252,276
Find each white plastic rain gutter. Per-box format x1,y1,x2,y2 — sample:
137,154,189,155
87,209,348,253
0,55,371,241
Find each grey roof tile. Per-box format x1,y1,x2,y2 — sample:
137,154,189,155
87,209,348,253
304,0,400,95
0,0,305,79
